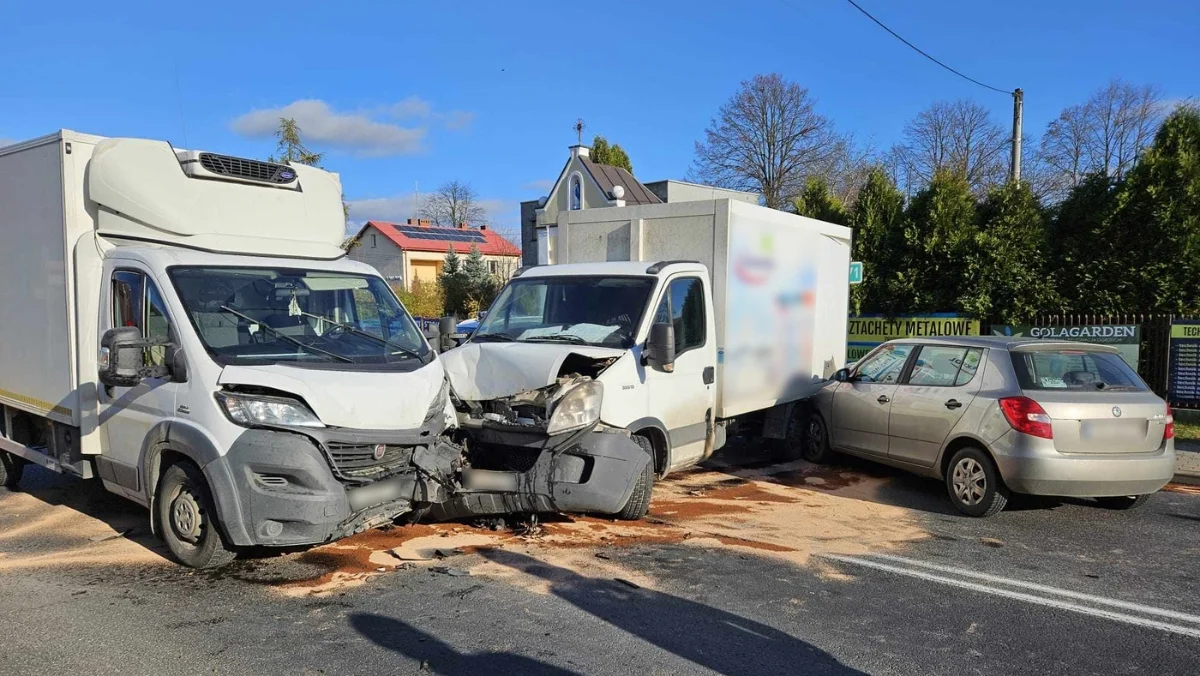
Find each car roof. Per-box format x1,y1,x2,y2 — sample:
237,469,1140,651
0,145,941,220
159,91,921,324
883,335,1119,353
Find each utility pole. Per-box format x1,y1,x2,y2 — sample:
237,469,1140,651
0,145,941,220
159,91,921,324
1010,88,1024,182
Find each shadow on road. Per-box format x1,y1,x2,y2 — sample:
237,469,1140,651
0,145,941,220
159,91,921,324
350,612,579,675
468,548,865,675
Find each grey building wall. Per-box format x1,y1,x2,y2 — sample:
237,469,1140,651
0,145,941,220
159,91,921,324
520,199,539,266
643,180,760,205
347,225,406,282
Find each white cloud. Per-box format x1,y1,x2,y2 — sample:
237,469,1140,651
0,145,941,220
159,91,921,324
231,99,426,157
0,138,15,148
388,96,433,119
443,110,476,131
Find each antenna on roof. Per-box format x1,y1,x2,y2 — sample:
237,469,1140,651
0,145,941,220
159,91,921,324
574,118,585,145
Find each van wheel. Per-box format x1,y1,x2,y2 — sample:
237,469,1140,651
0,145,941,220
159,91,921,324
156,462,236,569
0,451,25,489
1096,494,1151,510
945,447,1008,518
614,436,655,521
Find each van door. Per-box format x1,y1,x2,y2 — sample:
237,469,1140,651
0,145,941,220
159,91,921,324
644,275,718,469
97,265,182,501
887,346,983,467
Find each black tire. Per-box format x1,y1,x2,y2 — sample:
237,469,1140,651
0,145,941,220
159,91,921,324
156,462,236,569
0,451,24,489
945,447,1008,518
1096,494,1151,510
796,411,834,463
614,435,655,521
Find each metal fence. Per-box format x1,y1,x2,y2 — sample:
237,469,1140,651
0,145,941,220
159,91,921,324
1006,313,1200,407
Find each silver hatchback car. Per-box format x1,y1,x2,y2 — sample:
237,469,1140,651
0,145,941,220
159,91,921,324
809,337,1177,516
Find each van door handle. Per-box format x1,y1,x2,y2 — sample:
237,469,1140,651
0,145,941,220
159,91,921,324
702,366,715,385
877,395,890,404
945,399,963,410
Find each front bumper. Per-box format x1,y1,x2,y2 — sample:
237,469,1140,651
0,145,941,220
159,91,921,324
990,430,1176,497
429,426,649,520
204,428,458,548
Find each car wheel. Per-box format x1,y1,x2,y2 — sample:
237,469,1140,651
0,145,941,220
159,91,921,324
945,447,1008,517
1095,494,1151,510
799,412,834,464
156,462,236,569
614,435,655,521
0,451,24,489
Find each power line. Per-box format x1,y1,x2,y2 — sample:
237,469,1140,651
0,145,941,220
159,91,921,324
843,0,1011,95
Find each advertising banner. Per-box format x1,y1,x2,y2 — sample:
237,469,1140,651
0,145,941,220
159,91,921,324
847,314,980,362
991,324,1141,369
1168,320,1200,408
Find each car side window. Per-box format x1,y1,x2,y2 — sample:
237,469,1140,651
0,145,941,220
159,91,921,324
854,344,913,384
954,348,983,386
907,346,969,386
652,277,706,355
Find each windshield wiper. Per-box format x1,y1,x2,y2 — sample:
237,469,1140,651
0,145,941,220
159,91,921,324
471,333,515,343
298,310,422,360
218,306,354,363
523,334,589,345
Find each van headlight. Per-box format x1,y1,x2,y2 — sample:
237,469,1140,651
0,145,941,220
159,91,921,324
546,381,603,435
216,392,325,428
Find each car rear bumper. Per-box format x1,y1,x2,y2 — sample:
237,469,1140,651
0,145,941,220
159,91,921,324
990,430,1176,497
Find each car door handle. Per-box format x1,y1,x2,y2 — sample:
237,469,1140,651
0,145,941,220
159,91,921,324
945,399,963,410
877,395,890,404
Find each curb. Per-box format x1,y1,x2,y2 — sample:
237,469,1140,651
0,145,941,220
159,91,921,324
1171,473,1200,487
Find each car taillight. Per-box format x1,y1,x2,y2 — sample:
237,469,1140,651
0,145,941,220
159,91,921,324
999,396,1054,439
1165,405,1175,440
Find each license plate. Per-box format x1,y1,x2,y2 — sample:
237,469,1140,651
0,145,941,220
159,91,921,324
348,478,407,511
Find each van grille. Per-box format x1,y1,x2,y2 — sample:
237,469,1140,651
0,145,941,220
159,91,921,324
325,442,415,480
198,153,298,185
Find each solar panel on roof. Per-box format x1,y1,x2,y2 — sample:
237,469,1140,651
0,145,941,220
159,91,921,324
394,225,486,243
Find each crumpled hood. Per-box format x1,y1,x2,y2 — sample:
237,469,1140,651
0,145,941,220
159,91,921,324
441,342,626,401
218,359,445,430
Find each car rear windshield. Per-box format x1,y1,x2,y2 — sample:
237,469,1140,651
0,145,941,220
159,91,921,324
1009,349,1146,391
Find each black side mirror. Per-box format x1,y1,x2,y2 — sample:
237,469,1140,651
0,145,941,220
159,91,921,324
833,368,851,382
437,316,457,353
646,322,676,373
99,327,169,388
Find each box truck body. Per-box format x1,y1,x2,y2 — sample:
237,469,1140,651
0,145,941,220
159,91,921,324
0,131,650,567
442,198,852,477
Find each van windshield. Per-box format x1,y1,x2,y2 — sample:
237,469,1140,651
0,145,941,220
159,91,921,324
471,276,656,349
168,266,431,368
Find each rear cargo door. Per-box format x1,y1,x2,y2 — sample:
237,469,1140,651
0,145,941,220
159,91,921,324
97,265,181,498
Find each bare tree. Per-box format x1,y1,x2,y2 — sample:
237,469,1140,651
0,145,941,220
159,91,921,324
691,73,839,209
893,100,1008,194
1033,80,1163,201
814,134,876,206
419,180,487,226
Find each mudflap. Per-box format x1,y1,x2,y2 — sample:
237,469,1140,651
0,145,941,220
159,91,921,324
428,428,649,521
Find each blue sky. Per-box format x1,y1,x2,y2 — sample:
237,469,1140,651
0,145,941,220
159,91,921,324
2,0,1196,240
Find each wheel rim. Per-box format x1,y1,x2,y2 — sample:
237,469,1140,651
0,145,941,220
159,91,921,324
805,418,824,459
170,488,204,545
952,458,987,506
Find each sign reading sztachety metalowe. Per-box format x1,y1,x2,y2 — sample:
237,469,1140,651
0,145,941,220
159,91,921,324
847,315,980,362
991,324,1140,369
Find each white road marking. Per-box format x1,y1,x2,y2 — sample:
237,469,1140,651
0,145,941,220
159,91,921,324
868,553,1200,626
823,554,1200,640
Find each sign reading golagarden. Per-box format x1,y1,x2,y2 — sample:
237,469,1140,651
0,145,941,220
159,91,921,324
848,315,980,361
991,324,1140,369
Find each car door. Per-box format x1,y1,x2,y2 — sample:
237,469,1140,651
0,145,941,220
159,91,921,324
887,345,983,467
830,343,915,457
97,266,181,500
643,275,717,469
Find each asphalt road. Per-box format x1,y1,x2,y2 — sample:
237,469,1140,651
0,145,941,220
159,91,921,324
2,450,1199,676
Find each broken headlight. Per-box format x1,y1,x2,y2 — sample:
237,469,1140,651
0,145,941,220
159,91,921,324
216,392,325,428
546,380,603,435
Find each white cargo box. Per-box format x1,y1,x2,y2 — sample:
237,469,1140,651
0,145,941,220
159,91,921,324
549,199,852,418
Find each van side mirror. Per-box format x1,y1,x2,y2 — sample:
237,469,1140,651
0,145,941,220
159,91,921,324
437,316,457,352
646,322,676,373
99,327,170,387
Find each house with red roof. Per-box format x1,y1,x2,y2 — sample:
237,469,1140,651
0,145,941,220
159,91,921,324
347,218,521,290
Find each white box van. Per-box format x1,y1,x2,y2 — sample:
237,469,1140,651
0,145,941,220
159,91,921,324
0,132,462,567
441,199,852,510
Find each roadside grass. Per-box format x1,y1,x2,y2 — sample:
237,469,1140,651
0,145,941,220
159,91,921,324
1177,421,1200,443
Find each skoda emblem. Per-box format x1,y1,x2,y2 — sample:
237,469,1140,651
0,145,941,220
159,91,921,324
372,444,387,460
1112,406,1122,418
